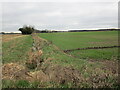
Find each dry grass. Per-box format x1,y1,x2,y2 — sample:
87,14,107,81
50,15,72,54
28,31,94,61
2,34,27,42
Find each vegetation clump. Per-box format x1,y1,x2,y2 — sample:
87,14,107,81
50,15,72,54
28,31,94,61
19,25,35,34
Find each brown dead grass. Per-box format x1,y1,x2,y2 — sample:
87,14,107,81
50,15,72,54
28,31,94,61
41,64,84,85
2,63,49,82
25,50,43,69
2,62,83,85
89,59,118,74
2,63,28,80
2,34,26,42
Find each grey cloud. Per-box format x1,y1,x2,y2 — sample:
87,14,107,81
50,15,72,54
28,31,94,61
2,2,118,32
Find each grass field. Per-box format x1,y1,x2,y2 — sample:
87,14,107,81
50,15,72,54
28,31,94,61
37,32,119,88
2,31,119,88
39,31,118,60
2,35,33,63
39,31,118,49
68,48,118,60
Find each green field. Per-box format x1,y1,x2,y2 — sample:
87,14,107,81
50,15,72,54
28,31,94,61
39,31,118,49
38,31,118,88
2,31,119,88
69,48,118,60
39,31,118,60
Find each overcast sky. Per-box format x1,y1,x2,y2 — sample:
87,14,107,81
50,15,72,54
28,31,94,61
1,0,118,32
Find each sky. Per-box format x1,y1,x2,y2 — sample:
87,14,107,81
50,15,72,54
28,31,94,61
0,0,119,32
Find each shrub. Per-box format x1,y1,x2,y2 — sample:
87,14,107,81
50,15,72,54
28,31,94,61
19,25,35,35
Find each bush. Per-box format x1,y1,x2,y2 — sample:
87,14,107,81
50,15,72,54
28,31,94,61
19,25,35,34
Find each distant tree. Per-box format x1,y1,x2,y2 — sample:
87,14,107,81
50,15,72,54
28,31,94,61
1,32,5,34
19,25,35,34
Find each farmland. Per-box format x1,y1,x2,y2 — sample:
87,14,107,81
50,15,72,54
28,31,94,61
39,31,118,60
39,31,118,49
2,31,119,88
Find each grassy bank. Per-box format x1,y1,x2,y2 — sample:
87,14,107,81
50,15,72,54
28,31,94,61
2,35,33,63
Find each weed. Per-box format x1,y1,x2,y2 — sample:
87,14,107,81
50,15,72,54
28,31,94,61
15,80,30,88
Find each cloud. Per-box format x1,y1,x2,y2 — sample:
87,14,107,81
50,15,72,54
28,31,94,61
1,1,118,32
0,0,119,2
